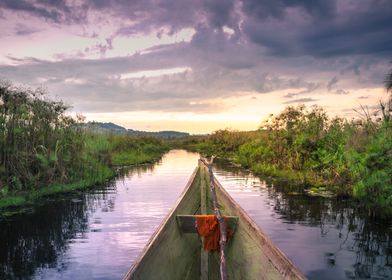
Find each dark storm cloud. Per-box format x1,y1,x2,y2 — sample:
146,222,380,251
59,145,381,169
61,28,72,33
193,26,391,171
0,0,87,24
242,0,392,58
114,0,239,37
0,0,390,114
302,8,392,57
2,0,391,59
1,0,240,38
242,0,337,20
0,41,325,113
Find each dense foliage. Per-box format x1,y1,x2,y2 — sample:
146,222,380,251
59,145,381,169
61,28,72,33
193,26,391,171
184,89,392,216
1,68,391,216
245,106,359,190
0,83,87,192
0,83,167,206
352,76,392,217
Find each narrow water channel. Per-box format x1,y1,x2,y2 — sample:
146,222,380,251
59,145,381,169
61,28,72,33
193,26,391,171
0,150,391,279
212,161,392,280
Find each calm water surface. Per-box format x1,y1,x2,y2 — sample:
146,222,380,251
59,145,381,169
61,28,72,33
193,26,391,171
212,161,392,280
0,150,391,279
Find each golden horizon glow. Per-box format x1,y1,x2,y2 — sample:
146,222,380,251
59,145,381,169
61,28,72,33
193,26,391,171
75,87,388,134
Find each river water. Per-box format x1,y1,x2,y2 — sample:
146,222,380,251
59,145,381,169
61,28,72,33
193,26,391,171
0,150,391,279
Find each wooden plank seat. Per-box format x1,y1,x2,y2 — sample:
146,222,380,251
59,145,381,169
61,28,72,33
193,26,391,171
176,215,238,234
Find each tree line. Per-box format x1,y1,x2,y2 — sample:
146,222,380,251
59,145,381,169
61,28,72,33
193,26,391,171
183,70,392,217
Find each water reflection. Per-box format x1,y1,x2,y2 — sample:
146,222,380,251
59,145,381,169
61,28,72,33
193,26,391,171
212,159,392,279
116,162,157,178
0,182,116,279
1,151,391,280
0,150,200,280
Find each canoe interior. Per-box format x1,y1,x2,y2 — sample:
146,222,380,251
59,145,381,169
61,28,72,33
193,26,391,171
123,161,305,280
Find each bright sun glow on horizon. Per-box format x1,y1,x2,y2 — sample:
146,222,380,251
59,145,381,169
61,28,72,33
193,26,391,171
75,87,387,134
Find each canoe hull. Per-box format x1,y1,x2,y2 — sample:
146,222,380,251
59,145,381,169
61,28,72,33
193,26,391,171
124,162,305,280
123,167,202,280
213,175,305,279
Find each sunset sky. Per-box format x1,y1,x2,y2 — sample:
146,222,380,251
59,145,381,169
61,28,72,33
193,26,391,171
0,0,391,133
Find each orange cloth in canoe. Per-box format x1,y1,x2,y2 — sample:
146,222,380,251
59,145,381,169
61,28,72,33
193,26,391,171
196,215,232,252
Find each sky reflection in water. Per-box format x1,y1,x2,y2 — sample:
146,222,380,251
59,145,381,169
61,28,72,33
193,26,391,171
0,150,391,279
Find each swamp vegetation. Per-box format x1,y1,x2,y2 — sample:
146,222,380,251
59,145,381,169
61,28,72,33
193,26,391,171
0,70,391,217
180,72,392,217
0,82,167,209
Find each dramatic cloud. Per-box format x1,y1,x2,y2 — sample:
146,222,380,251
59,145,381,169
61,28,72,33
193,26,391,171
242,0,392,58
0,0,390,132
0,0,88,24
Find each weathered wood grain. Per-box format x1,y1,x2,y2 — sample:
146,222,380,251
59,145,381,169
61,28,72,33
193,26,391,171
123,161,306,280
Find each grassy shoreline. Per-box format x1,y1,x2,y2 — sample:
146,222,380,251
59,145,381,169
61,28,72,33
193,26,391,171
0,149,166,210
183,139,351,198
187,145,332,189
237,162,341,196
0,84,170,212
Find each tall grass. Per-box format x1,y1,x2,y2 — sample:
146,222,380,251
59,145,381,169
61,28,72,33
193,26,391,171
180,87,392,217
0,83,167,208
0,82,86,192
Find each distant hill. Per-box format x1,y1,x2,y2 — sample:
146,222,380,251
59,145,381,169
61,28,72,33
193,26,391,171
85,122,127,133
83,122,190,140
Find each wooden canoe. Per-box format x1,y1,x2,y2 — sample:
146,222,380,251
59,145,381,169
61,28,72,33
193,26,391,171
123,159,306,280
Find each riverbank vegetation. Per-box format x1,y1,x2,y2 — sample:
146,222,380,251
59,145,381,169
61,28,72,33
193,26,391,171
1,70,391,217
181,73,392,217
0,83,167,209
